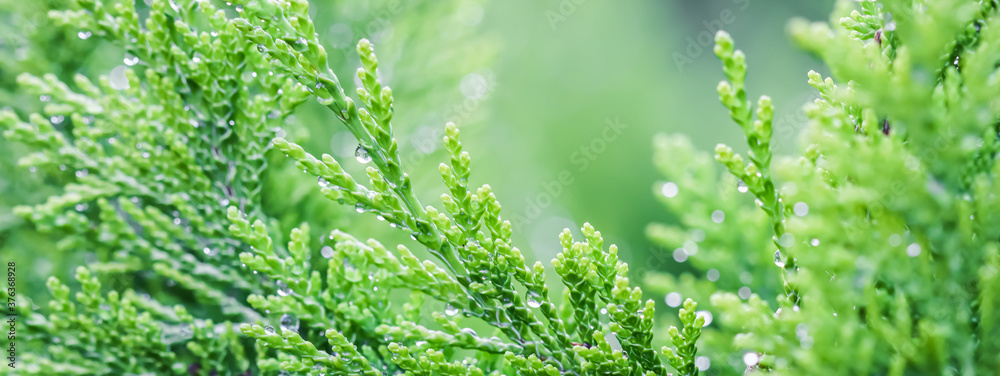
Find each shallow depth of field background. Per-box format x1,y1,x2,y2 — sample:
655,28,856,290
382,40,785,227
0,0,832,300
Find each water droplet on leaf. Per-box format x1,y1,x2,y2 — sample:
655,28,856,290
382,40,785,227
665,292,682,307
279,313,299,332
661,182,678,198
355,145,372,163
276,280,292,296
525,292,542,308
774,249,785,268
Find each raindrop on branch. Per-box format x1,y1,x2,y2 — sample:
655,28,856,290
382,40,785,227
355,145,372,163
737,180,749,193
695,356,711,371
906,243,921,257
276,280,292,296
706,269,720,281
665,292,682,307
711,210,725,223
661,182,679,198
279,313,299,332
738,286,752,299
525,292,542,308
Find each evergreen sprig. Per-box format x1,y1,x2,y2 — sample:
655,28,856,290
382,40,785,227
2,0,697,375
646,0,1000,374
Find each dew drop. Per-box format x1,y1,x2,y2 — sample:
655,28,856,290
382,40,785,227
793,202,809,217
264,325,275,334
318,176,330,188
276,280,292,296
743,352,760,367
525,292,542,308
661,182,679,198
235,4,244,12
737,180,749,193
773,249,786,268
39,94,51,102
444,304,460,316
665,292,682,307
50,115,64,124
354,145,372,163
706,269,720,282
695,356,711,371
906,243,921,257
78,31,92,40
75,169,89,178
672,248,688,262
279,313,299,332
711,210,725,223
124,54,139,66
738,286,752,299
320,246,335,259
888,233,902,247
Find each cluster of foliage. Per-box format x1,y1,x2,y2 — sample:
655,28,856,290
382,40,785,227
646,0,1000,374
0,0,695,375
3,0,999,375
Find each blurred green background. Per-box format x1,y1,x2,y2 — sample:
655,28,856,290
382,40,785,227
0,0,833,300
471,0,833,270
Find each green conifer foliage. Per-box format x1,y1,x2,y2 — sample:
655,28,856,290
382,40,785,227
647,0,1000,374
4,0,1000,375
1,0,695,375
